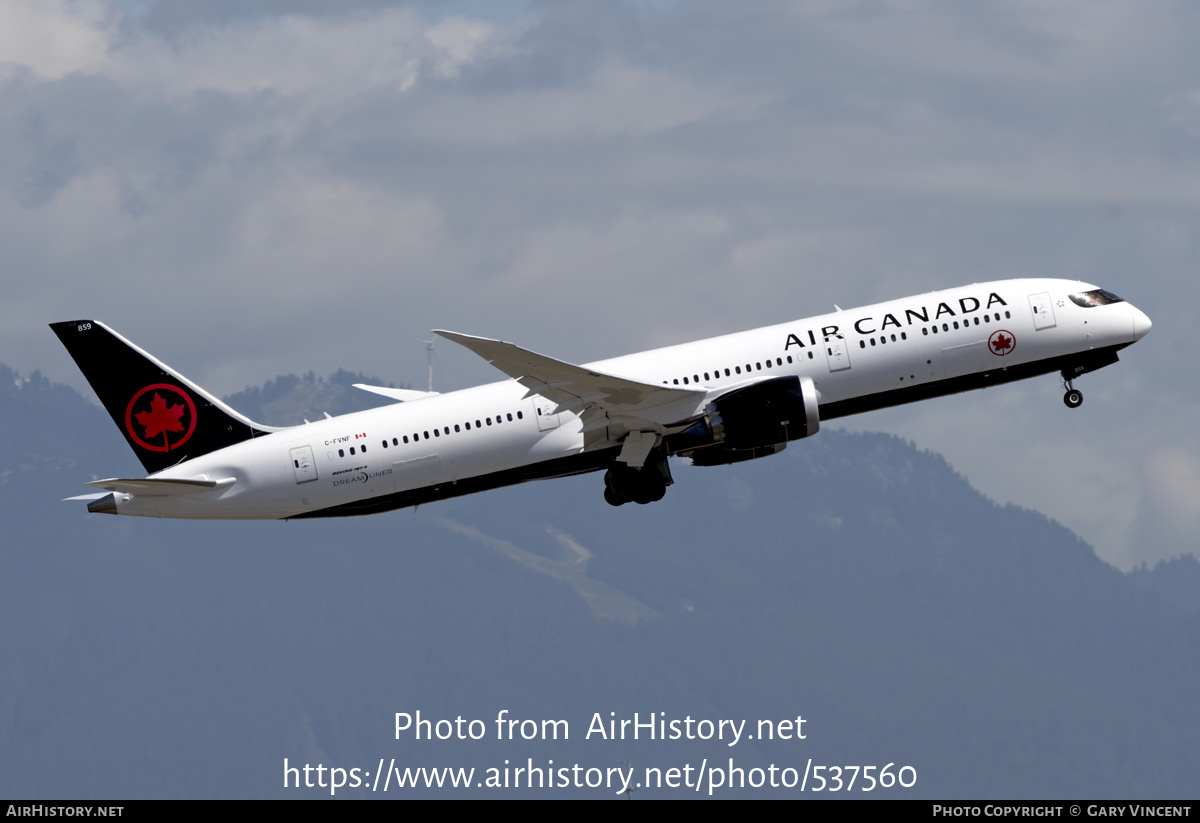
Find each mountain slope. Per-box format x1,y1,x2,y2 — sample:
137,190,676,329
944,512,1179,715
0,366,1195,798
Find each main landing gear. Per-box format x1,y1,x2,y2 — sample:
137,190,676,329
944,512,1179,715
603,452,672,506
604,465,666,505
1061,373,1083,409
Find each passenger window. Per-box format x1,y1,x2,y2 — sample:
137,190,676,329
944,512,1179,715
725,368,731,376
735,366,742,374
349,447,355,455
786,357,792,364
403,436,409,444
486,418,492,426
517,411,523,420
704,372,710,381
683,377,689,385
433,429,439,437
693,374,699,383
392,438,398,446
860,340,866,348
454,424,460,432
507,413,513,421
338,449,344,457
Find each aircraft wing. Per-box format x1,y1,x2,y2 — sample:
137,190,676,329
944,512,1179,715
353,384,440,402
434,330,705,430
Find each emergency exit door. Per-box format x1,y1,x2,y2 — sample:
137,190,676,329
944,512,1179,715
824,334,852,372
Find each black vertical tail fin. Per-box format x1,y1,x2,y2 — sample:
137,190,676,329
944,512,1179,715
50,320,277,474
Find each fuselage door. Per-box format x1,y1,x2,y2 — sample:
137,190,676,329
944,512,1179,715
289,446,318,484
1029,292,1056,330
533,397,561,431
824,334,852,372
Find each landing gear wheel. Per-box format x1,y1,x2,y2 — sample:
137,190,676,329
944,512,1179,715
1064,389,1083,409
644,477,666,503
603,461,669,506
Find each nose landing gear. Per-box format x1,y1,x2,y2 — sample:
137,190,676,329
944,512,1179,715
1061,373,1083,409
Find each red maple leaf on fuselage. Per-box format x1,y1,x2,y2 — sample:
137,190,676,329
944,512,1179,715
135,392,187,442
991,334,1013,353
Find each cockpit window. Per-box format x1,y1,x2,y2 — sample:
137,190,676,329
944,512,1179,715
1069,289,1124,308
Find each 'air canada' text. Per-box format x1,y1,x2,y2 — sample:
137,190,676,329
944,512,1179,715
785,292,1010,349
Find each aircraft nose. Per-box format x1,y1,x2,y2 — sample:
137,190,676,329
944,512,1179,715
1131,305,1152,340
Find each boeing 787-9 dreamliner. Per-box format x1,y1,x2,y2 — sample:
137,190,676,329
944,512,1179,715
51,279,1150,519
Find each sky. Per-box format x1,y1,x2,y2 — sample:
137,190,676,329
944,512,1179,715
2,0,1197,570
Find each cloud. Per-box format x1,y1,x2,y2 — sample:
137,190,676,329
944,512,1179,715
4,0,1197,567
407,61,765,146
1136,450,1200,566
0,0,112,81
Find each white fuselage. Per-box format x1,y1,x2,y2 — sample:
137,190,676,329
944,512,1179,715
109,278,1150,519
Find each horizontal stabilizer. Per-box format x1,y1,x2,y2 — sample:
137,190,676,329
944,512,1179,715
86,477,235,496
353,384,440,402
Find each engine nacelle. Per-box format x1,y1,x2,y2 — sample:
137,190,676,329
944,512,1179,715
669,375,820,466
688,441,787,467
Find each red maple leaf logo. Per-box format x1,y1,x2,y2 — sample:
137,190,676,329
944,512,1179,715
989,330,1015,356
135,392,187,441
124,384,197,452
